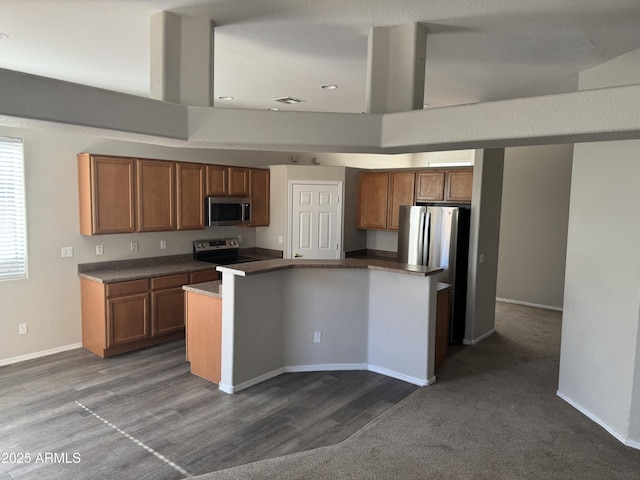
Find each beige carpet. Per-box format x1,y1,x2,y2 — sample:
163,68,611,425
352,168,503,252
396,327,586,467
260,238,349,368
194,302,640,479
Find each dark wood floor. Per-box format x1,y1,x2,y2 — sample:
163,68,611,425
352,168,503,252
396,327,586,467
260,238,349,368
0,340,418,480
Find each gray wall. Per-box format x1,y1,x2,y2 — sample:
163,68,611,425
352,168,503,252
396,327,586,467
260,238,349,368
0,125,286,363
496,144,573,310
464,149,504,344
558,48,640,446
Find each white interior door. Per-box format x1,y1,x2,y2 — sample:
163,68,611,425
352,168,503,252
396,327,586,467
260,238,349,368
289,182,342,259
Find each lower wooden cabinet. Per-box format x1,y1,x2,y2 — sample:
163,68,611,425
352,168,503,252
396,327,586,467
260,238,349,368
81,269,217,357
185,290,222,384
434,283,452,370
107,292,150,347
151,273,189,337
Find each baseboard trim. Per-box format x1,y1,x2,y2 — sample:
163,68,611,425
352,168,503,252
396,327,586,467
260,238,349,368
366,364,431,386
556,390,640,450
223,367,287,394
463,328,496,346
222,363,431,394
496,297,563,312
0,343,83,367
286,363,368,373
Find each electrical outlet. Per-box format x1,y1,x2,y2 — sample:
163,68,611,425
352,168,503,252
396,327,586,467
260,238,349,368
19,323,27,335
479,253,485,264
160,240,167,249
131,241,139,252
96,245,104,255
278,236,283,244
237,235,243,243
313,331,322,343
61,247,73,258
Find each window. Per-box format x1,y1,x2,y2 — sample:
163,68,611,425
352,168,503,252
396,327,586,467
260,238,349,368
0,137,26,280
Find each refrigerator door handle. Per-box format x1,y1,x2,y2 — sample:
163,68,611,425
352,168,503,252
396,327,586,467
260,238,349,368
421,210,430,266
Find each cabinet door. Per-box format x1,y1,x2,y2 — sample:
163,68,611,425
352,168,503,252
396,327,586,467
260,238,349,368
206,165,228,196
228,167,250,196
137,159,176,232
186,292,222,384
177,162,205,230
249,168,270,226
357,172,389,230
151,288,185,336
445,169,473,203
79,154,136,235
388,171,415,231
415,171,445,202
107,293,149,347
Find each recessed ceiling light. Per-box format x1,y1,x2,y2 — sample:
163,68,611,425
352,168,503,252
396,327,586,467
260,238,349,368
266,107,280,111
320,84,338,90
272,96,305,104
217,96,234,100
0,32,9,40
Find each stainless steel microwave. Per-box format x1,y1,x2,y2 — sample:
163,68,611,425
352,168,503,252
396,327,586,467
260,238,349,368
206,197,251,226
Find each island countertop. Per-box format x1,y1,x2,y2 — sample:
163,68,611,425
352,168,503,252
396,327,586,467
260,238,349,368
217,258,443,277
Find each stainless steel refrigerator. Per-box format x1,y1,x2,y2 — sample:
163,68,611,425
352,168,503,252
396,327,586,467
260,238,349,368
397,205,470,343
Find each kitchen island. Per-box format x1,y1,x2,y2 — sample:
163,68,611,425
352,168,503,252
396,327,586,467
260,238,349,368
185,258,442,393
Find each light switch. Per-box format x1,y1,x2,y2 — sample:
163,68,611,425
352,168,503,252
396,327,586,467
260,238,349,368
61,247,73,258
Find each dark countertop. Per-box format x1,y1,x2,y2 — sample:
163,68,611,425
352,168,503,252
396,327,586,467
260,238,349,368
78,254,218,283
217,258,443,277
78,252,446,284
183,280,222,299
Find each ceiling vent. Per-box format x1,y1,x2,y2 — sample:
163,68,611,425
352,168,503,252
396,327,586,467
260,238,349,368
272,96,305,104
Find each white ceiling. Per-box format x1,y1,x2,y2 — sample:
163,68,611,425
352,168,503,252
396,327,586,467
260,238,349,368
2,0,640,114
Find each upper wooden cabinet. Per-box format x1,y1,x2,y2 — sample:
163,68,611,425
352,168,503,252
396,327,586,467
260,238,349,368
357,171,416,231
205,165,228,196
78,154,137,235
79,153,206,235
228,167,250,196
388,171,416,231
445,169,474,202
249,168,270,227
177,163,205,230
415,171,446,202
137,159,176,232
357,171,390,230
357,167,473,231
206,165,250,197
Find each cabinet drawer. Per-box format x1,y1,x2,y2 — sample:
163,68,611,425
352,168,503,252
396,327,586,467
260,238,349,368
106,279,149,298
151,273,190,290
190,269,218,283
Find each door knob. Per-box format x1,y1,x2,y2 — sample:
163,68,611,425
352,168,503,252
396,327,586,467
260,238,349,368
294,253,303,258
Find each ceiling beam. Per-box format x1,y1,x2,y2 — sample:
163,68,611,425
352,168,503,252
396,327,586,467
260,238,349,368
365,23,427,113
150,12,215,107
1,68,639,153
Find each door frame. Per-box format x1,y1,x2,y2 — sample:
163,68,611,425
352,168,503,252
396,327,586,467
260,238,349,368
287,180,343,260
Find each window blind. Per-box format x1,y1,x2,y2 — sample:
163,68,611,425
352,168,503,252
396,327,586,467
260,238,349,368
0,136,26,280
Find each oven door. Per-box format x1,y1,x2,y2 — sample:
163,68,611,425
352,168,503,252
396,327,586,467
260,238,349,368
206,197,251,226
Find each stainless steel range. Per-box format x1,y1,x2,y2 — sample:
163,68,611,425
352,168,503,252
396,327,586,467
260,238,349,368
193,238,262,265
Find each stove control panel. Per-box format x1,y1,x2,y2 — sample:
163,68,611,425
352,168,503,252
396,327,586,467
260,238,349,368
194,238,239,252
